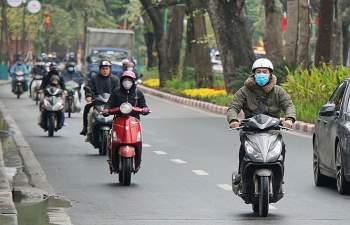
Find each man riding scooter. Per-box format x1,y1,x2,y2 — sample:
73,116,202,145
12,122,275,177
38,63,66,129
80,60,119,138
29,57,47,98
227,58,296,185
62,62,84,98
10,56,29,94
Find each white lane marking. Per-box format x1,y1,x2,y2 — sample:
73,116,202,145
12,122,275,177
269,205,277,210
192,170,209,176
153,150,167,155
170,159,187,164
143,143,151,148
217,184,232,191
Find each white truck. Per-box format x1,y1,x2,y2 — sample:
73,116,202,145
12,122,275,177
85,27,135,76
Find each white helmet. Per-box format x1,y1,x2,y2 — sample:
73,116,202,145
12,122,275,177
251,58,274,72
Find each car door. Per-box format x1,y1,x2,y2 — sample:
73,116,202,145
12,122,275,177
322,82,347,171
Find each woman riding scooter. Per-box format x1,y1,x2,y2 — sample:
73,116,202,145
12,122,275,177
107,70,150,172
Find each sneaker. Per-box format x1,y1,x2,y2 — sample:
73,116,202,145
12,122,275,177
80,127,87,136
85,134,91,142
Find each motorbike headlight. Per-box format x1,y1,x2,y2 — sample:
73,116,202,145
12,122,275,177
120,103,132,114
244,141,263,161
267,141,283,162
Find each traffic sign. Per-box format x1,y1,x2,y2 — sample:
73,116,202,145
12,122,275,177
27,0,41,14
7,0,22,7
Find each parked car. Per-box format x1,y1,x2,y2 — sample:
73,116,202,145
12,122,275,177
313,79,350,194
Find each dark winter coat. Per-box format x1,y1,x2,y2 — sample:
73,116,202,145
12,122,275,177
108,77,147,120
40,71,65,90
227,74,296,123
84,73,119,98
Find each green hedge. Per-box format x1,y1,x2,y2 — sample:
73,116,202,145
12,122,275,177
283,64,350,123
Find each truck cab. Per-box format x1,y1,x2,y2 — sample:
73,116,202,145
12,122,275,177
86,48,127,79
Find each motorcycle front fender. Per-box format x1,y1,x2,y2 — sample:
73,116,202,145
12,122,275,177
119,146,135,158
100,126,111,131
255,169,272,177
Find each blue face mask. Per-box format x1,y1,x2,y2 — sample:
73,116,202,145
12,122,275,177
67,67,74,72
255,73,270,86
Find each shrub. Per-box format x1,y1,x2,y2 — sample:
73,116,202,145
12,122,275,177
283,64,350,122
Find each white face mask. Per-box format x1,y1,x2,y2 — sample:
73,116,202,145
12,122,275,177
127,67,133,71
122,79,133,90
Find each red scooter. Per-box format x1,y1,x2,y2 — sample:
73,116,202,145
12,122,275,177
104,102,149,186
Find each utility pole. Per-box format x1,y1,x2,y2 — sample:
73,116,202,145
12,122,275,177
21,0,27,56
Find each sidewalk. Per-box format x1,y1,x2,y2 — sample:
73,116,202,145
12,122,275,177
138,85,315,135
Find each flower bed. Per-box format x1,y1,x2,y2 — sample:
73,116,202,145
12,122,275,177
143,78,233,106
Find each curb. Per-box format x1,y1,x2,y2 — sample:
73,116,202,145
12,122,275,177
0,143,18,225
0,80,11,86
138,85,315,135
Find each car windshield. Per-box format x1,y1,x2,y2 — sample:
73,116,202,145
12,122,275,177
90,51,128,64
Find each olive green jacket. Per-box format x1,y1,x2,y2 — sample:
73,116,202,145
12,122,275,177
227,75,296,124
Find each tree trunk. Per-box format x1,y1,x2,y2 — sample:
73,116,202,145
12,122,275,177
264,0,284,66
182,18,195,81
342,23,350,66
185,0,213,88
167,6,185,78
140,0,170,87
285,0,299,66
142,14,156,69
296,0,310,67
315,0,334,66
207,0,254,93
330,0,343,66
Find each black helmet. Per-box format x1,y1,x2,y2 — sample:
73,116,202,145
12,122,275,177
99,60,112,68
49,62,57,71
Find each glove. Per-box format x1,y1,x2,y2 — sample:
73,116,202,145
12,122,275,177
86,97,92,103
229,121,240,128
142,107,150,115
282,119,293,128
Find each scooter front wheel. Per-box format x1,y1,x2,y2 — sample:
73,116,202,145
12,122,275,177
99,130,108,155
119,157,133,186
258,176,269,217
48,115,55,137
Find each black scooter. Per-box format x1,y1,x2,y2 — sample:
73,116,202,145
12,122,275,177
90,93,113,155
230,114,291,217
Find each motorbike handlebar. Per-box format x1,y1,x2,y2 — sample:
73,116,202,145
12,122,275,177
102,107,150,115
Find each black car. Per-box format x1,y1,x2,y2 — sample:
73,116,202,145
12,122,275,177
313,79,350,194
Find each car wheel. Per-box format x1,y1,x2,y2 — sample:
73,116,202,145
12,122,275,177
336,144,350,194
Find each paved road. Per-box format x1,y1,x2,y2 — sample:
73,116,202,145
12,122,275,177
1,84,350,225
